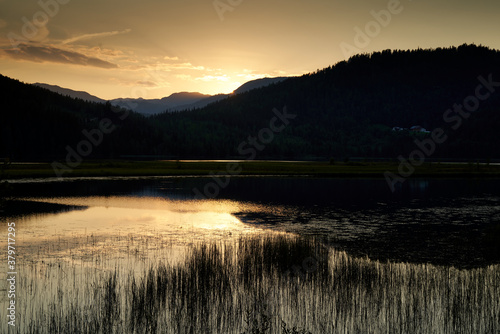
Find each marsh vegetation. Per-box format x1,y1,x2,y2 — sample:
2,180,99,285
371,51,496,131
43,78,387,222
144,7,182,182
9,234,500,334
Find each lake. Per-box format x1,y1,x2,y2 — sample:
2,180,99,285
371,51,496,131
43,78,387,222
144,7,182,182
1,176,499,333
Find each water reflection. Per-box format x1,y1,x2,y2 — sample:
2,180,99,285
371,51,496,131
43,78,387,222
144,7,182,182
1,177,499,333
2,196,286,269
407,179,430,193
2,177,500,267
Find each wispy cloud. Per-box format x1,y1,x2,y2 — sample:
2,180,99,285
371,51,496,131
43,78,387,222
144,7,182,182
2,44,118,69
136,80,158,87
168,62,205,71
236,69,294,81
175,74,192,80
164,56,179,61
62,29,132,45
237,73,269,81
108,76,171,88
195,74,230,82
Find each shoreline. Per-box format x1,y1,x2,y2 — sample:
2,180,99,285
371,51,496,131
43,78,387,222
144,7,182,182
2,160,500,180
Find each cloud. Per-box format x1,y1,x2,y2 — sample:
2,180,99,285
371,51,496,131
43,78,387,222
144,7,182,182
175,74,192,80
2,44,118,69
62,29,132,44
167,62,205,71
150,59,205,72
195,74,230,82
237,73,270,81
136,80,157,87
236,69,294,81
108,76,170,88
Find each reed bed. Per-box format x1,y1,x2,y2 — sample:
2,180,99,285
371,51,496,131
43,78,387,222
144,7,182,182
5,234,500,333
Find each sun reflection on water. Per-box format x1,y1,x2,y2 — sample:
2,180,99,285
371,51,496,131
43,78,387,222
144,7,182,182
2,196,285,270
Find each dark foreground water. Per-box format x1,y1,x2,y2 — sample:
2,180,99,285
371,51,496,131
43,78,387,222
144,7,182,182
2,176,500,268
1,176,500,333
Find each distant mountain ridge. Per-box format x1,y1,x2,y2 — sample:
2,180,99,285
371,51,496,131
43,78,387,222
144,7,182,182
33,83,106,104
233,77,287,94
111,92,211,115
168,77,288,112
34,77,290,115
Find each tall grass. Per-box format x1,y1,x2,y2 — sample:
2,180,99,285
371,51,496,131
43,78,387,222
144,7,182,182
7,235,500,333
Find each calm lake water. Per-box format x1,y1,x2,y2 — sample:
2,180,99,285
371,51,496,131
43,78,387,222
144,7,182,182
2,176,500,267
1,176,500,333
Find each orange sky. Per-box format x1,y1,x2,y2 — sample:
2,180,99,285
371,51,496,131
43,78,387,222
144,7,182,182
1,0,499,100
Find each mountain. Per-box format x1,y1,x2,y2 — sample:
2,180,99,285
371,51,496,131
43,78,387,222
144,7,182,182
1,74,158,160
171,77,289,111
110,98,165,115
233,77,288,94
34,82,217,115
170,94,230,112
150,44,500,159
34,77,291,115
111,92,211,115
3,44,500,161
33,83,105,104
161,92,211,107
111,77,290,114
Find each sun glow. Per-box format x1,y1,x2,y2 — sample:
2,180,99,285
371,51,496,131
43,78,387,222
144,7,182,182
20,196,272,242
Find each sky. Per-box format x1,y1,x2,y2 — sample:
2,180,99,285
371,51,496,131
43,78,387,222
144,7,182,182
1,0,499,100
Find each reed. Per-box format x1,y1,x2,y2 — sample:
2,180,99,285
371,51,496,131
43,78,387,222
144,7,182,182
5,234,500,333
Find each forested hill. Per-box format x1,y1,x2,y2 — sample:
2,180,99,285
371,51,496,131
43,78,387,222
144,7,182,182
152,44,500,159
0,75,159,160
2,44,500,161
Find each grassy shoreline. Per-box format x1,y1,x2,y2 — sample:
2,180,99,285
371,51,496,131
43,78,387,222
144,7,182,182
2,160,500,180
